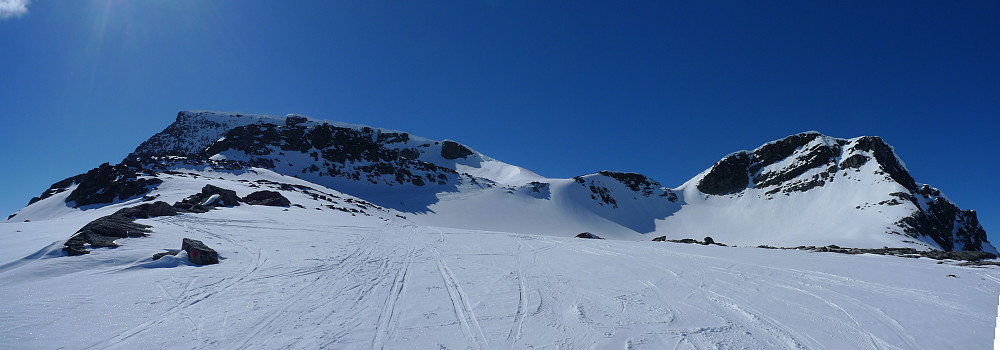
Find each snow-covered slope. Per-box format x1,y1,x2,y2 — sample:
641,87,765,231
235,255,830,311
1,168,998,349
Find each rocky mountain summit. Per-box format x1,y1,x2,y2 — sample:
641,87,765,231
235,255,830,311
7,111,994,254
695,132,990,252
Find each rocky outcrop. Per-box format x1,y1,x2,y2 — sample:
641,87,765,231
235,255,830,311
191,121,461,188
896,194,990,252
576,232,604,239
850,136,917,191
182,238,219,265
598,171,663,197
664,237,726,246
63,201,177,255
173,185,241,213
242,190,291,207
697,153,750,195
29,162,163,208
772,245,997,261
440,140,473,160
839,154,868,170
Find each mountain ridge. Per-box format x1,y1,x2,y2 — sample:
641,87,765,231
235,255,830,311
8,110,994,253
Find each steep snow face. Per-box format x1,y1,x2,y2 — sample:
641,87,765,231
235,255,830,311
677,132,996,253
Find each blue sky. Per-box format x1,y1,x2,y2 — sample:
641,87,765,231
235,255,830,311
1,1,998,244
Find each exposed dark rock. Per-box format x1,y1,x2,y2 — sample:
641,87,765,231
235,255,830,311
527,181,549,193
115,201,178,219
895,197,988,252
132,112,229,157
62,202,178,255
922,250,997,262
152,250,180,260
285,115,308,127
839,154,869,169
195,122,460,187
957,261,1000,267
703,236,715,245
242,190,291,207
764,244,997,261
173,185,241,213
399,148,420,160
697,152,750,195
661,191,679,202
64,245,90,256
28,174,82,206
753,142,838,190
182,238,219,265
576,232,603,239
748,132,822,175
851,136,917,191
668,238,701,244
441,140,474,160
652,236,666,242
585,182,617,208
61,163,162,207
598,171,661,195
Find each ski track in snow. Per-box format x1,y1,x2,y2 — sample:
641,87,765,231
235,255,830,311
435,248,491,350
2,210,999,349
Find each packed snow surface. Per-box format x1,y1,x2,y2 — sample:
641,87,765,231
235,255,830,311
2,176,998,349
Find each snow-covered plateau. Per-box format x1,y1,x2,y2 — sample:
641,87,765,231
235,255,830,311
2,111,998,349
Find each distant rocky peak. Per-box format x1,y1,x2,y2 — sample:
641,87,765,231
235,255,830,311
132,111,483,165
122,111,508,197
573,171,677,208
696,132,917,196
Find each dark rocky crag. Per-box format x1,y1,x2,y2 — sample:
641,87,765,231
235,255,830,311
27,161,162,209
695,132,990,252
133,112,478,189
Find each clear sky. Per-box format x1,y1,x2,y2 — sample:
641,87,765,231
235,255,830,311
1,1,998,245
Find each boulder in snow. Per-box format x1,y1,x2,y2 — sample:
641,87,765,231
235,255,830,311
182,238,219,265
242,190,291,207
174,185,241,213
576,232,603,239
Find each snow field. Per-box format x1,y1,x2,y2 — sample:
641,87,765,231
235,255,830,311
2,202,998,349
